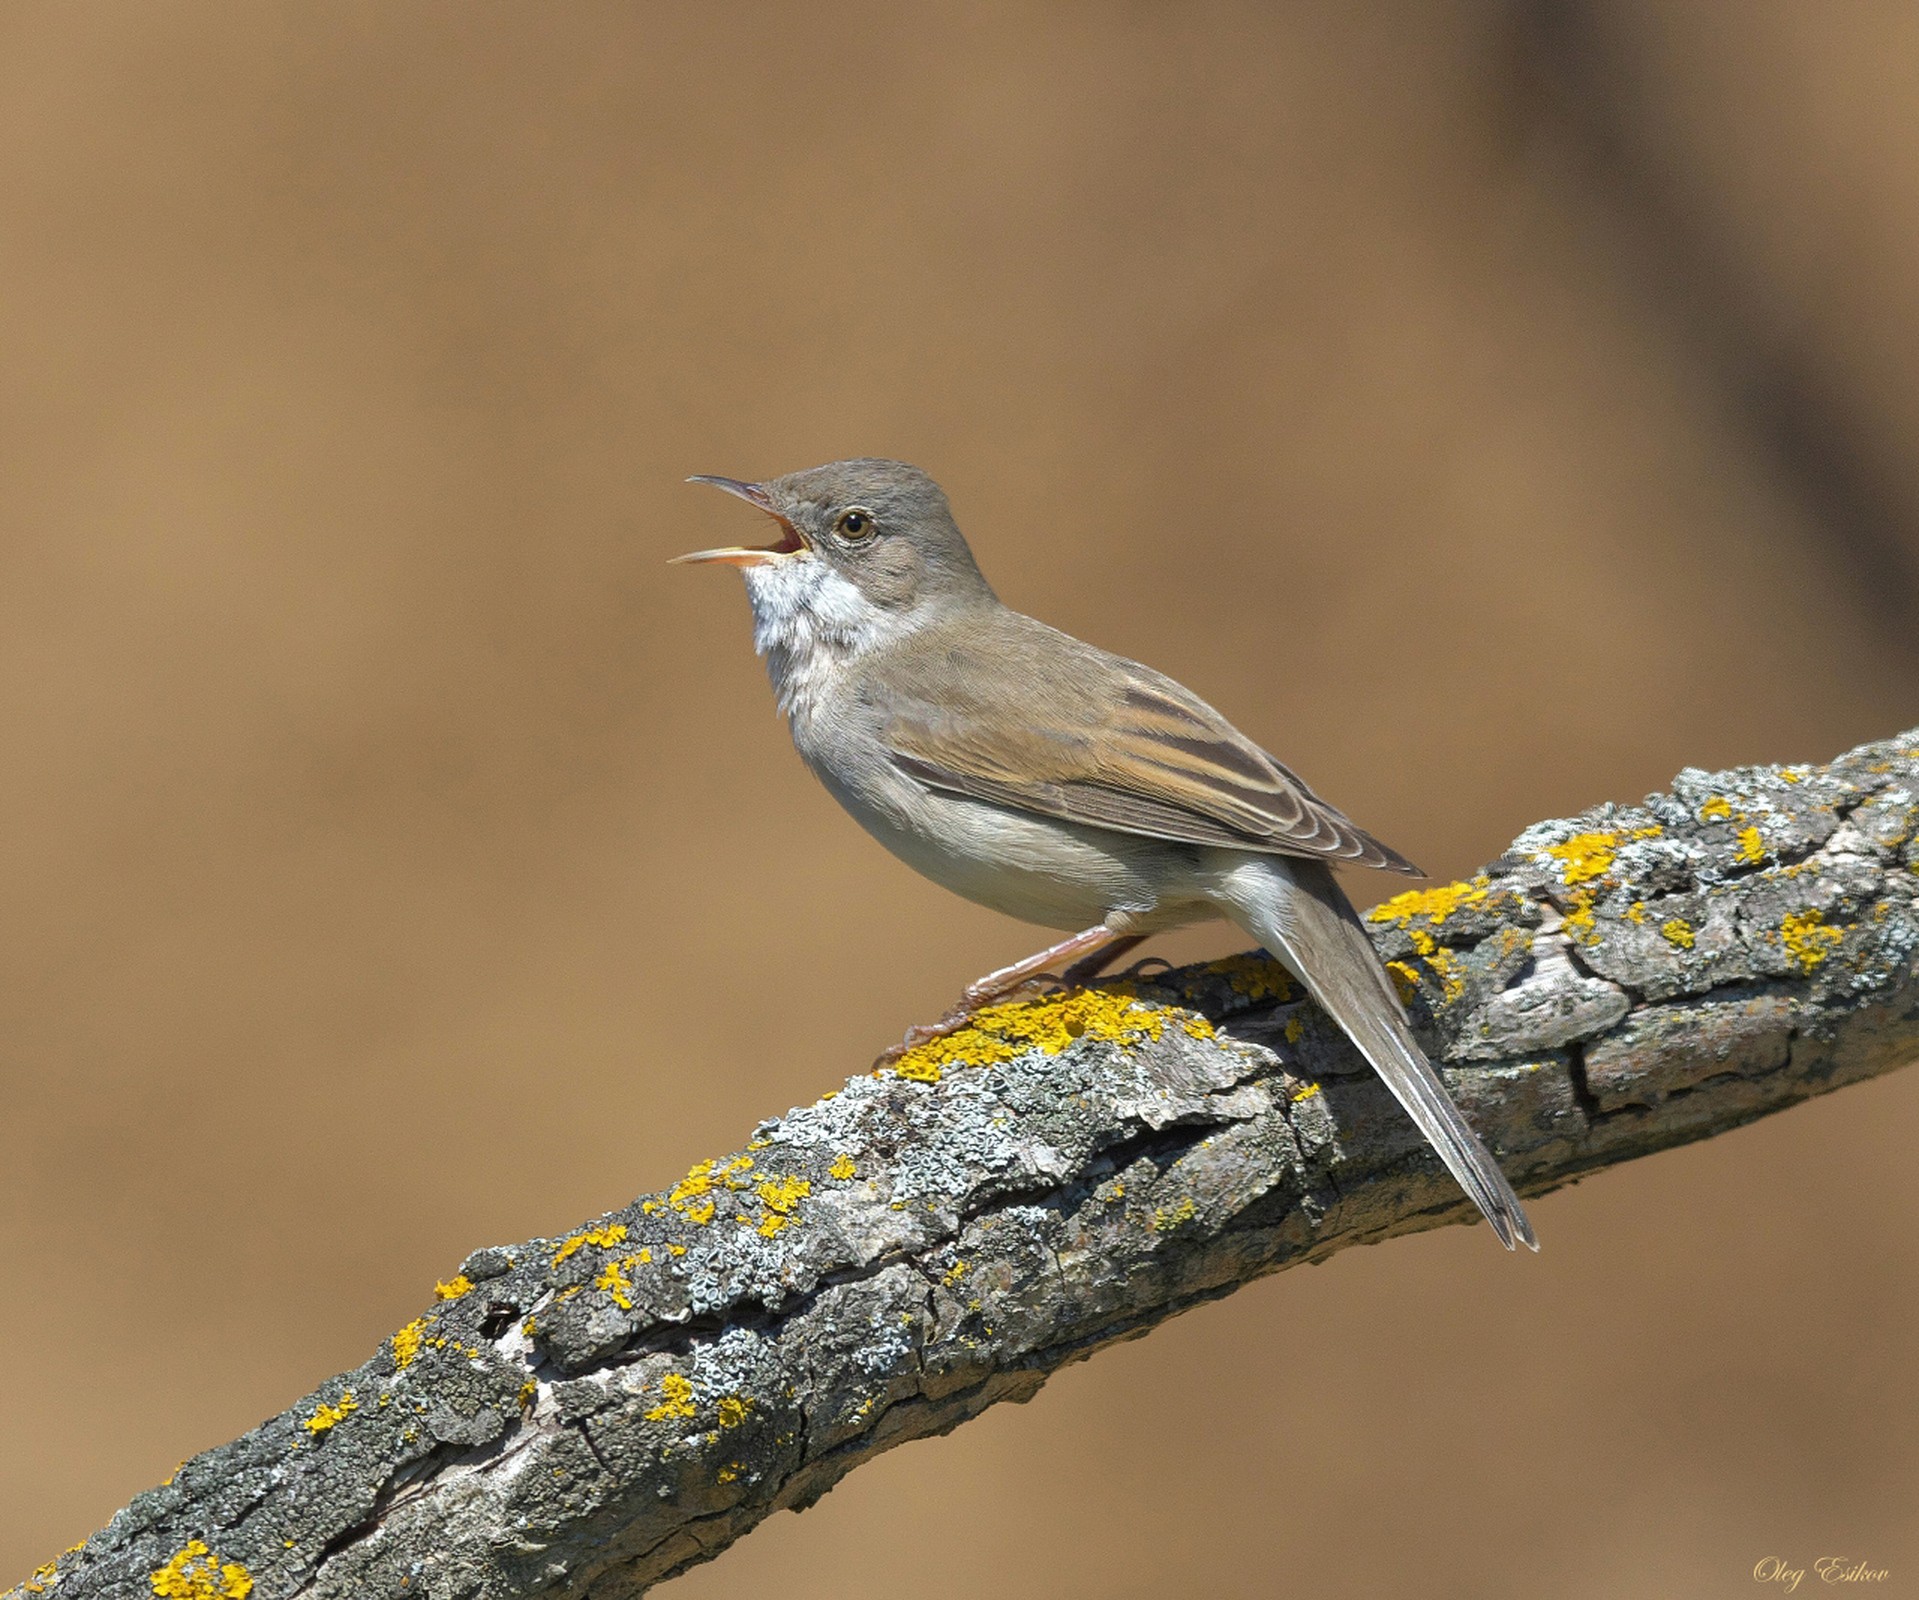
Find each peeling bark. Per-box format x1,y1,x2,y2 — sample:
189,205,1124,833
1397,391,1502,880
14,730,1919,1600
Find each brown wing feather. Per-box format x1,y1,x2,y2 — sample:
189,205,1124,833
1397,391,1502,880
877,614,1422,875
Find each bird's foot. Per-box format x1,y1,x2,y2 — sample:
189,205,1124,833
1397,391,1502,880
871,977,1066,1070
872,1009,969,1070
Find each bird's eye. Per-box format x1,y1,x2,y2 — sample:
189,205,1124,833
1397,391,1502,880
835,508,876,543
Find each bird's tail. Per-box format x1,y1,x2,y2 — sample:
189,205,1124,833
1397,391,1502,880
1215,854,1537,1251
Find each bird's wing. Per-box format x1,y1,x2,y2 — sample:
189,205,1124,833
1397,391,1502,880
878,617,1422,875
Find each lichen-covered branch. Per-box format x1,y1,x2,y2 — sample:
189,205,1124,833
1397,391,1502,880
16,732,1919,1600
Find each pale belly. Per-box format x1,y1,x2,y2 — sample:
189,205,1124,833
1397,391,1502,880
811,757,1220,934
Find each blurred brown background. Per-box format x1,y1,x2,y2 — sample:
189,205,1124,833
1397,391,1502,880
3,3,1917,1595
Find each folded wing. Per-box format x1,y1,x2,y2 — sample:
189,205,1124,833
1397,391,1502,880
879,618,1422,875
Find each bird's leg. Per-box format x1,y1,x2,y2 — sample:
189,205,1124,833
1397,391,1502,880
876,925,1128,1068
1059,933,1148,987
959,925,1128,1006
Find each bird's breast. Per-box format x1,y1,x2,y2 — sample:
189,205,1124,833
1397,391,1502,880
736,565,1213,932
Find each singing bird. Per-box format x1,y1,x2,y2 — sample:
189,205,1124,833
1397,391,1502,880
676,460,1535,1250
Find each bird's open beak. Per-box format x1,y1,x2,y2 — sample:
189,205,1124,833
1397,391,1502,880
672,476,808,567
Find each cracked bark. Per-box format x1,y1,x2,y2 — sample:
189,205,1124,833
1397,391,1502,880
15,730,1919,1600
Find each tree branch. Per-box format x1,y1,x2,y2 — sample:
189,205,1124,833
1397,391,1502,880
16,730,1919,1600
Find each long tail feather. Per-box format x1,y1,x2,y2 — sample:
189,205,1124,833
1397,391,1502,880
1217,856,1538,1251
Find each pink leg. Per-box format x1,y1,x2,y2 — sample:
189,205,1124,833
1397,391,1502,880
876,925,1128,1067
958,925,1129,1006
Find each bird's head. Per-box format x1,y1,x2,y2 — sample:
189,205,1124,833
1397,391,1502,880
675,459,992,618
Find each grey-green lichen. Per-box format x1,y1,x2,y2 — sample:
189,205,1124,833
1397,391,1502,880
12,729,1919,1600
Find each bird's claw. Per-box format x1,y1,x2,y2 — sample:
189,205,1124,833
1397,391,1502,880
872,976,1066,1071
872,1007,971,1070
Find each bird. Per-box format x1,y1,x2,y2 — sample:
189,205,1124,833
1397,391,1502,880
674,458,1536,1251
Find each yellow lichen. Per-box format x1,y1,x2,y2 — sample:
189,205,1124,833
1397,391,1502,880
433,1274,474,1302
149,1541,253,1600
551,1223,628,1267
1625,901,1648,925
757,1175,810,1215
1399,923,1466,996
595,1257,636,1311
1152,1196,1197,1232
942,1258,969,1285
646,1373,697,1422
1660,918,1696,950
682,1198,716,1226
1368,875,1492,927
392,1317,430,1372
1781,910,1843,973
717,1395,750,1429
1700,796,1733,821
1736,826,1766,865
1386,960,1420,1005
1562,891,1597,944
888,987,1202,1082
670,1160,716,1207
1420,943,1465,1003
828,1154,858,1181
892,1052,944,1084
1780,769,1802,783
1290,1082,1321,1103
1546,832,1621,885
302,1392,358,1435
518,1379,537,1409
1283,1014,1304,1045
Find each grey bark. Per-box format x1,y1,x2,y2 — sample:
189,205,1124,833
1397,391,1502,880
15,730,1919,1600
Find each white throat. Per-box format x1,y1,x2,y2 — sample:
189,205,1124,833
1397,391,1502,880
741,556,900,728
